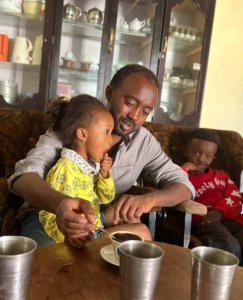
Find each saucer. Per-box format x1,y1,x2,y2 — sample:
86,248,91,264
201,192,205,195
100,244,120,267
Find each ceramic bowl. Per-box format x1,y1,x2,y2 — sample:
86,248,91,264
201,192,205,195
80,61,92,72
61,57,75,69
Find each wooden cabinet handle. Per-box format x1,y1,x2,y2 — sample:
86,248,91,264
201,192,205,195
162,36,168,53
108,28,114,54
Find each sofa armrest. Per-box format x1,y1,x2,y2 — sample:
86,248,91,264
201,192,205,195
174,200,207,216
126,185,205,245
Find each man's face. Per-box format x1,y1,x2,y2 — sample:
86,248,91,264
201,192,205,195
106,73,158,137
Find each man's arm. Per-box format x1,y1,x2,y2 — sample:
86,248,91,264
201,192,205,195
113,182,192,224
13,173,64,212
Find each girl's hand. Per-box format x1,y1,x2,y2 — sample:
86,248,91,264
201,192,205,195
100,153,112,178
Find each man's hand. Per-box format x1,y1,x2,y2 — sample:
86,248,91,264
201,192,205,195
56,198,96,239
66,235,93,248
197,209,223,226
113,194,155,224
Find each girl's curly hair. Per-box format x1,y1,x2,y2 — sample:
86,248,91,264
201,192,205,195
46,94,108,147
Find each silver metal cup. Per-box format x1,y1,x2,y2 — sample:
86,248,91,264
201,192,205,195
191,246,239,300
119,240,164,300
0,236,37,300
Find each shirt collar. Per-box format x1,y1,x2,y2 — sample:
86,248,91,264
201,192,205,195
121,131,137,145
61,148,98,175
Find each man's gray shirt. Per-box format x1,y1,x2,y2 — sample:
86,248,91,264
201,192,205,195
8,126,195,206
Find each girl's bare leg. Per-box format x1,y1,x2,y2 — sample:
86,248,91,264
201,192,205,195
103,205,152,241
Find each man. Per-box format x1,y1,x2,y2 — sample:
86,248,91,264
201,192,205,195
8,64,195,247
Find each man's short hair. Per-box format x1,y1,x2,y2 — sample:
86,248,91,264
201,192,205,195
188,128,220,146
110,64,159,90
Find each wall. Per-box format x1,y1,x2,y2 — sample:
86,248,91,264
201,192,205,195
200,0,243,136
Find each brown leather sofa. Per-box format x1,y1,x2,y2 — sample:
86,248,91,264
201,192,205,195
0,108,47,234
0,107,242,247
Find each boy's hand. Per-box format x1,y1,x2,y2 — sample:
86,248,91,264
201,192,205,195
100,153,112,178
197,209,223,226
182,162,204,174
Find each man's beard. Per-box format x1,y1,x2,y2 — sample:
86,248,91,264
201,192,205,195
112,116,136,137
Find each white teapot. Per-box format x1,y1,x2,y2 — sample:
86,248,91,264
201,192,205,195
129,18,145,32
11,37,33,64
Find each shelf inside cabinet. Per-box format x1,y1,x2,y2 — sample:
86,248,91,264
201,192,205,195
62,18,152,47
59,67,98,81
163,80,197,90
62,19,103,40
115,29,152,46
187,46,202,57
181,87,196,95
0,61,41,72
0,11,44,28
168,35,201,53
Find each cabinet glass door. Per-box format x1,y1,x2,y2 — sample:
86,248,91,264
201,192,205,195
154,0,209,126
113,0,155,75
0,5,45,108
57,0,106,98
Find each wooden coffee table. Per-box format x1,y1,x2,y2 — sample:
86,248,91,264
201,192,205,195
27,238,243,299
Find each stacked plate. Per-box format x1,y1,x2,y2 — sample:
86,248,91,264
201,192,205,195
0,80,18,105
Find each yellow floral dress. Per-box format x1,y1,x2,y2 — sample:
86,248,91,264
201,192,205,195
39,148,115,243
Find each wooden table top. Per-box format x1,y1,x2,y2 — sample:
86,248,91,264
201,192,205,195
27,238,243,300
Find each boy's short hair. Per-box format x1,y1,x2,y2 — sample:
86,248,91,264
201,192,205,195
188,128,220,146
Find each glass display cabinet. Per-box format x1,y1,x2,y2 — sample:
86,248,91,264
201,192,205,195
49,0,216,127
153,0,216,126
0,0,216,127
53,0,159,104
56,0,106,99
0,0,56,110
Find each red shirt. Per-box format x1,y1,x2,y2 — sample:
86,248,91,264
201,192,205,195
187,168,243,224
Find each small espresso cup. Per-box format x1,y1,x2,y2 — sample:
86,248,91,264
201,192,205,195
110,231,144,258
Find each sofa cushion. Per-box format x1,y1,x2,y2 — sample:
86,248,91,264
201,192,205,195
0,108,46,178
